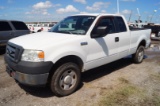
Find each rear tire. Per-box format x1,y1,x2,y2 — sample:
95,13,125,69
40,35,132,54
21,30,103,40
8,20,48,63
156,32,160,37
132,46,145,63
50,62,81,96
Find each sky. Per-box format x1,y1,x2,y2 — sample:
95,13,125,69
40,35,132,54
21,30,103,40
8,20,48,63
0,0,160,23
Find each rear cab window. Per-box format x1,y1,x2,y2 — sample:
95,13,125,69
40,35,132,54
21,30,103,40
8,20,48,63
91,16,116,38
114,17,127,32
95,16,116,34
0,21,12,31
11,21,29,30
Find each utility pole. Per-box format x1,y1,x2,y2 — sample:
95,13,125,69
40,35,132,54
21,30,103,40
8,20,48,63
137,8,141,21
128,10,132,23
150,10,157,23
117,0,119,14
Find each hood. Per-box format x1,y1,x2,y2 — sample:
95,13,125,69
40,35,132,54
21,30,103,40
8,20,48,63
9,32,83,49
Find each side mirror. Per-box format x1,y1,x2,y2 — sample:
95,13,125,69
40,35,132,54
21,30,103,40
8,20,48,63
91,26,109,38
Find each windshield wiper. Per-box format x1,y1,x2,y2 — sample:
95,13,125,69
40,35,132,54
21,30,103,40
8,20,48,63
65,31,73,34
53,31,72,34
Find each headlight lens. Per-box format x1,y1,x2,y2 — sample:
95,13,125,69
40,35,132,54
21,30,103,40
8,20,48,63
21,50,44,62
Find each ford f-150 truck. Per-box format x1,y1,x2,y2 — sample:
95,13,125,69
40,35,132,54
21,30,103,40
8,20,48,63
5,14,151,96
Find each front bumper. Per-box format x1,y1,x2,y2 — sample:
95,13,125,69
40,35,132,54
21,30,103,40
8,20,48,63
6,66,49,86
5,55,53,86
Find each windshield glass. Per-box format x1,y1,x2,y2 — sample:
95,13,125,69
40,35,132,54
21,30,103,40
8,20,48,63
49,16,96,35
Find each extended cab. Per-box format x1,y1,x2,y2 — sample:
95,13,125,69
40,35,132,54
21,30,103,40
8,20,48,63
5,14,151,96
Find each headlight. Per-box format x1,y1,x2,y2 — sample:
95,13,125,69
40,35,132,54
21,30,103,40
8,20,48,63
21,50,44,62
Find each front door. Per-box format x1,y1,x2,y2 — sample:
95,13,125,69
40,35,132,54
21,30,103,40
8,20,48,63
85,16,119,70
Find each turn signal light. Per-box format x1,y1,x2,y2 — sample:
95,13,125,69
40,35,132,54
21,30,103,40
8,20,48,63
38,51,44,59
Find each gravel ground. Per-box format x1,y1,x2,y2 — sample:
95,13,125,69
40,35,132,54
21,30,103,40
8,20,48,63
0,40,160,106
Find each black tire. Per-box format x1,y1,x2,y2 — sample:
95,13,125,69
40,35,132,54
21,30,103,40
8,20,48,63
37,29,42,32
50,62,81,96
0,46,6,55
156,32,160,37
155,32,158,37
132,46,145,63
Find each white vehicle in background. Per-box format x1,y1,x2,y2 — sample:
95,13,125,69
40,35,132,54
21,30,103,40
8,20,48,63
26,24,35,33
31,24,42,33
42,23,55,32
27,23,55,33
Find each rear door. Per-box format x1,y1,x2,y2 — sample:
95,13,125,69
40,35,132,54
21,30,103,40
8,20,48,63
114,17,130,58
0,21,14,45
10,21,30,37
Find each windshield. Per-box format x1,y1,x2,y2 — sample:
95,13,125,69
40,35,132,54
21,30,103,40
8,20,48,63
49,16,96,35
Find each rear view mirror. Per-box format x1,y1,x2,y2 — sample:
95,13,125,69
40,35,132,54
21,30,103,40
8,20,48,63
91,26,109,38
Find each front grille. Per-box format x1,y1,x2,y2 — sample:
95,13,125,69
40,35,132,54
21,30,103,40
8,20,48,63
6,42,23,63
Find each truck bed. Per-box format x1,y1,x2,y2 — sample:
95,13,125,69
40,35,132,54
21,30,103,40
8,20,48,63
129,28,151,55
129,27,150,31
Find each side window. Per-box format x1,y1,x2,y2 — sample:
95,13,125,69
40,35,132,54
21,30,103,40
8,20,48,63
115,17,127,32
0,21,12,31
11,21,28,30
96,17,116,34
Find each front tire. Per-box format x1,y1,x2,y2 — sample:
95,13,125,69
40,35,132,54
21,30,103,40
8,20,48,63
132,46,145,63
50,62,81,96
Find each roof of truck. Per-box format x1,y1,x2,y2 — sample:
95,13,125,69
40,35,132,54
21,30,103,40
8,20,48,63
73,13,123,17
0,19,25,22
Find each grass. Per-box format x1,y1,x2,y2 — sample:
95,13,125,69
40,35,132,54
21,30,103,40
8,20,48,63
97,77,160,106
118,77,130,84
98,85,140,106
98,78,142,106
139,93,160,106
150,73,160,81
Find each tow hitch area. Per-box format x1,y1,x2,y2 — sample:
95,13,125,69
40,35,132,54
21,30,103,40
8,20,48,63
6,65,15,78
10,71,15,78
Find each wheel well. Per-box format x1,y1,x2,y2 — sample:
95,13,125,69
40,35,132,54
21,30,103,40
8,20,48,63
138,40,146,47
54,55,83,70
47,55,83,84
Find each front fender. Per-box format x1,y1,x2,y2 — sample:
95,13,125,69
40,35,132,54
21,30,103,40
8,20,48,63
44,46,87,64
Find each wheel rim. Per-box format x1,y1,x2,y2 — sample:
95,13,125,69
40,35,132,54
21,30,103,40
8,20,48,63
138,49,144,62
158,32,160,37
59,69,77,90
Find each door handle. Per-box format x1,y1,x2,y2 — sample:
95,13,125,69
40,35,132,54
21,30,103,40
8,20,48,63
115,37,119,42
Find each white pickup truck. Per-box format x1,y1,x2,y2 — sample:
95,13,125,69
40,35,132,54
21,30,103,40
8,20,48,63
5,14,151,96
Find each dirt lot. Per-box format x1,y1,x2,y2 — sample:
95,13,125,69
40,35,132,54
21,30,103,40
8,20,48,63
0,40,160,106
